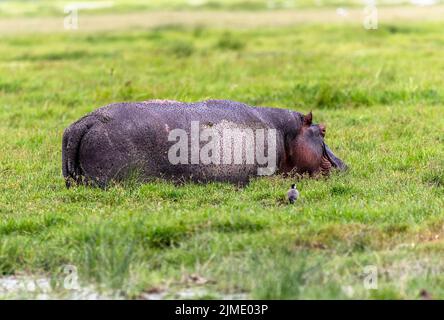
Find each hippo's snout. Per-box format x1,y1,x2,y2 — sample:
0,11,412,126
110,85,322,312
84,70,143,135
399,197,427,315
323,143,347,171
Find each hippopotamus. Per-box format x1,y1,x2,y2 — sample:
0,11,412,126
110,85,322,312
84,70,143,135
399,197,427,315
62,99,346,188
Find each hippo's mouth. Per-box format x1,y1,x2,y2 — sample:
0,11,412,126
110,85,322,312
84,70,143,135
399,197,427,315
321,142,347,173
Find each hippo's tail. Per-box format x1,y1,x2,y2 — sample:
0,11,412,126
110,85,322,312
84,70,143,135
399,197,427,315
62,115,96,188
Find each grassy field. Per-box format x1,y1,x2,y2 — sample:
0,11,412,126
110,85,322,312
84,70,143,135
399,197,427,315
1,3,444,299
2,0,442,17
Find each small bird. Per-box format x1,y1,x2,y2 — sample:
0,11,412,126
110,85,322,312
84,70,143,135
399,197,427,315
419,289,433,300
287,184,299,204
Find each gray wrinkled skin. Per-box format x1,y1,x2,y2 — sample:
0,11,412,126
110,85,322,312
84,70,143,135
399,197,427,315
62,99,346,188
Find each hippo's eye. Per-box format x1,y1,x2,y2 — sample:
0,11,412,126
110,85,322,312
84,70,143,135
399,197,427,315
308,126,319,136
308,126,320,137
306,127,315,136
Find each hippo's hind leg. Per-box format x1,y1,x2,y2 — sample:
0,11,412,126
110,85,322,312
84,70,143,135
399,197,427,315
78,123,130,188
62,115,97,188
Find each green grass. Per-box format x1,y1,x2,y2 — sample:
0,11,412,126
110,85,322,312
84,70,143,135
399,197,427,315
1,14,444,299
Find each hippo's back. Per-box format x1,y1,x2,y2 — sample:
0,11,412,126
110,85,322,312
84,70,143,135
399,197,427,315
92,99,281,129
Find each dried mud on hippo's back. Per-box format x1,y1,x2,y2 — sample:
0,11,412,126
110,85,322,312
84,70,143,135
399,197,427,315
62,99,346,188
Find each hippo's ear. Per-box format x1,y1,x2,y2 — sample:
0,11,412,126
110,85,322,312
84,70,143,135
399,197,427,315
303,112,313,126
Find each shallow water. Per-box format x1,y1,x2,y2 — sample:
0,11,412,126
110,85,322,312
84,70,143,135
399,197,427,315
0,276,248,300
0,276,107,300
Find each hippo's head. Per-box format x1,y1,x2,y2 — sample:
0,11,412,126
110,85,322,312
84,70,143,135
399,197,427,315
286,112,347,176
